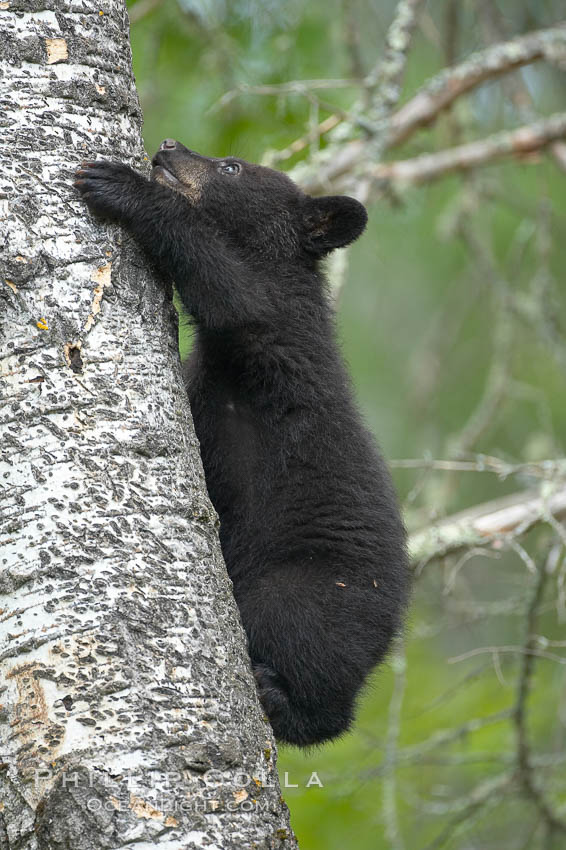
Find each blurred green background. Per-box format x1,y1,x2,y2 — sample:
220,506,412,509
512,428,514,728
127,1,566,846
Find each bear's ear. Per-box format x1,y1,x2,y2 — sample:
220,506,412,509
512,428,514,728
302,195,368,256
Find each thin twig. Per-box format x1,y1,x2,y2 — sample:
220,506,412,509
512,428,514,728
513,557,566,833
262,115,343,166
363,0,425,118
444,218,513,460
366,709,513,775
448,645,566,667
421,771,512,850
391,456,566,480
211,78,364,112
382,644,407,850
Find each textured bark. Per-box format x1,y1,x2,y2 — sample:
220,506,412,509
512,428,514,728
0,1,296,847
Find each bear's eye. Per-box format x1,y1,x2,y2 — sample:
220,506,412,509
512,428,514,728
220,162,241,176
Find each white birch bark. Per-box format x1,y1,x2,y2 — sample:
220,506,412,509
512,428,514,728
0,1,296,847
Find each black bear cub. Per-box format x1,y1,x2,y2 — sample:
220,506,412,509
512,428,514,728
75,140,410,746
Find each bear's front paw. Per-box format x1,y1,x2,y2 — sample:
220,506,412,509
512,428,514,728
74,160,144,222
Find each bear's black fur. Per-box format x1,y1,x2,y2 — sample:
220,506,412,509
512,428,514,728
75,140,410,746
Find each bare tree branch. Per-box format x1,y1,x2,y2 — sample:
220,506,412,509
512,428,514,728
363,0,425,116
387,22,566,147
409,485,566,566
392,456,566,481
211,78,364,111
513,557,566,833
421,770,513,850
478,2,566,174
298,23,566,193
369,112,566,188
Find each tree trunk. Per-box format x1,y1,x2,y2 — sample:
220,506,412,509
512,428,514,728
0,1,296,847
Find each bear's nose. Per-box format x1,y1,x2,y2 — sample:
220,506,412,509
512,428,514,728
160,139,177,150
